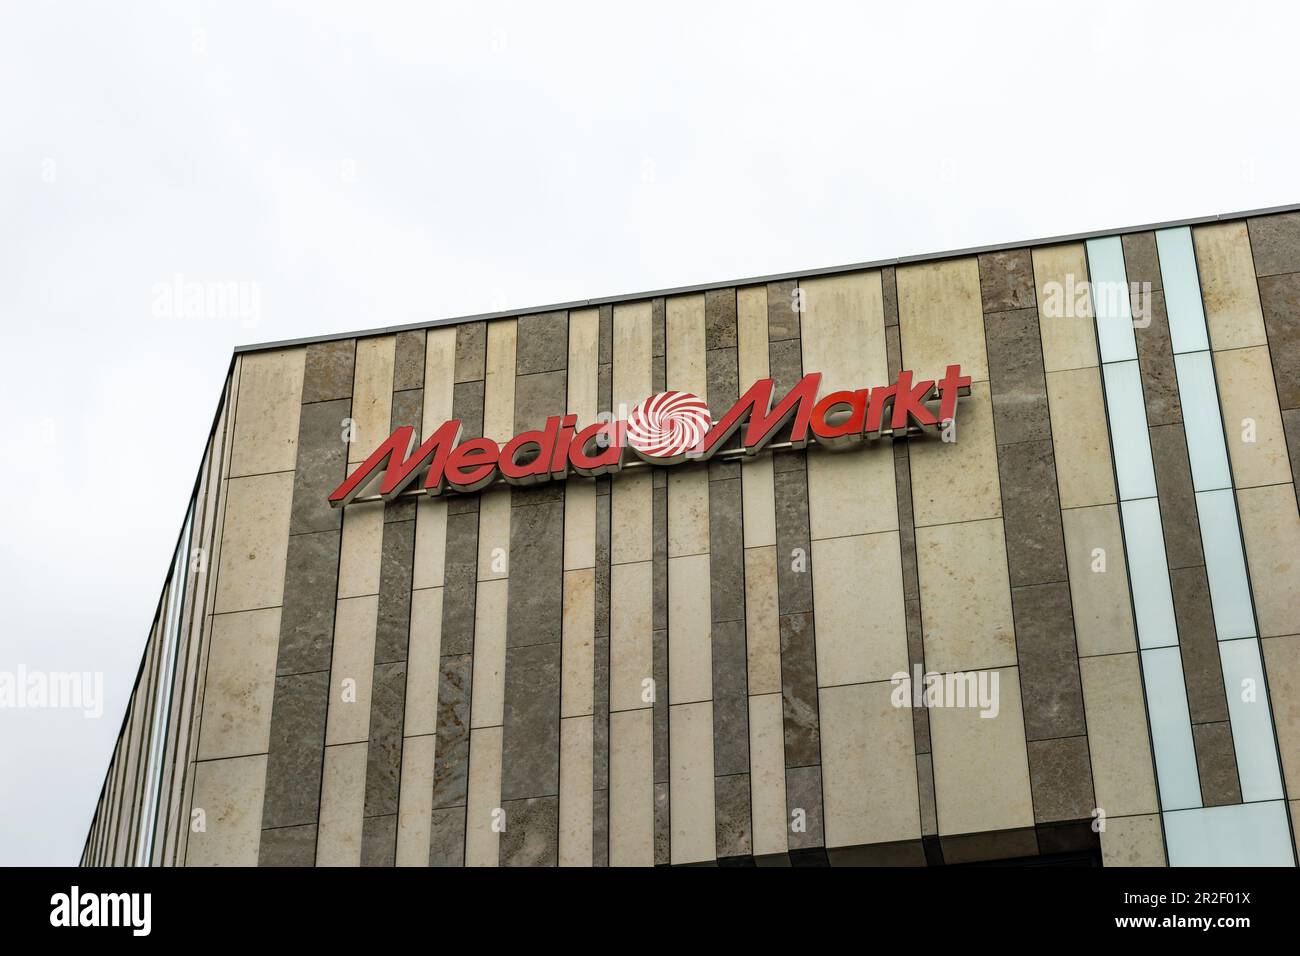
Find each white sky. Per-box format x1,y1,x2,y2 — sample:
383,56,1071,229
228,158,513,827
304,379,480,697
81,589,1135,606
1,0,1296,866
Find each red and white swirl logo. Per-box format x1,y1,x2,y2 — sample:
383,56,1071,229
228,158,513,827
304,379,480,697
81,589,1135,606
625,390,713,462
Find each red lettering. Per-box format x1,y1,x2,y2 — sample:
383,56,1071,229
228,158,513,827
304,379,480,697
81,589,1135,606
445,438,500,493
568,421,623,476
810,389,868,448
696,373,822,457
328,419,462,508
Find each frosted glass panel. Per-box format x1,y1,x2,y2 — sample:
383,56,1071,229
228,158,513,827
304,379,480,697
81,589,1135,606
1196,490,1256,640
1219,638,1284,801
1174,351,1232,492
1086,236,1137,362
1155,227,1211,354
1165,801,1294,866
1141,646,1202,811
1102,361,1156,500
1121,498,1179,648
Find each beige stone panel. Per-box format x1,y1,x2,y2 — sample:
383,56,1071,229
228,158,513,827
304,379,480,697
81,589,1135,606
1214,347,1291,489
800,271,888,392
567,308,600,422
1047,367,1117,509
896,257,988,384
812,532,908,686
404,587,443,737
610,559,654,713
740,455,776,549
1261,635,1300,796
412,497,447,590
1062,505,1136,657
737,285,770,382
348,336,396,464
230,348,305,478
316,742,366,866
613,302,653,412
748,692,788,857
807,445,898,539
214,471,293,613
908,382,1001,527
668,468,710,557
325,596,378,745
559,715,594,866
1100,813,1167,867
423,326,457,426
744,546,781,696
465,726,502,867
1193,222,1269,350
916,518,1016,672
929,667,1033,835
667,293,708,397
1238,483,1300,638
470,579,508,729
611,471,653,565
561,568,595,718
395,734,435,866
1033,243,1098,372
1079,654,1159,817
197,607,280,760
476,488,512,580
337,502,384,598
668,553,713,705
669,700,716,865
482,318,518,445
563,480,597,571
820,680,920,848
609,708,654,866
185,754,267,866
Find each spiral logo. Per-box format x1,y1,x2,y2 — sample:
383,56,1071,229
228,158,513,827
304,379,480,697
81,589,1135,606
626,391,713,461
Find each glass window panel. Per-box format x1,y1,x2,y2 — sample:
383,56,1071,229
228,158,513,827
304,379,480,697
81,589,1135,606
1219,638,1284,802
1155,227,1211,354
1164,801,1294,867
1195,490,1256,640
1102,360,1157,500
1086,236,1137,363
1174,351,1233,492
1140,646,1202,812
1121,498,1179,648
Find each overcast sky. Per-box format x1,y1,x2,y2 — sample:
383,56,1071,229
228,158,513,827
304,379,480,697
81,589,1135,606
1,1,1296,866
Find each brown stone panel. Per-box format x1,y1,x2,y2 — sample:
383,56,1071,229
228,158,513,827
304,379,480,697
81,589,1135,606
1122,232,1163,292
1149,424,1204,570
454,321,487,383
1248,211,1300,277
1192,721,1243,807
1169,566,1230,725
1257,272,1300,410
1026,736,1096,824
1010,582,1086,741
393,330,426,392
979,249,1036,313
997,440,1068,588
515,311,568,376
984,307,1051,445
302,339,357,404
1132,291,1182,427
882,266,899,328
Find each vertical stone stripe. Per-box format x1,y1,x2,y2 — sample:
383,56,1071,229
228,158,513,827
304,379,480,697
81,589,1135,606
664,292,716,865
316,337,394,866
259,340,354,865
360,330,424,865
897,259,1035,858
1248,212,1300,499
650,297,670,865
982,248,1095,846
800,271,917,859
463,319,516,867
396,326,456,866
593,303,613,866
500,311,568,866
737,284,787,860
427,321,488,865
609,301,655,866
559,308,599,866
768,279,826,861
706,288,752,863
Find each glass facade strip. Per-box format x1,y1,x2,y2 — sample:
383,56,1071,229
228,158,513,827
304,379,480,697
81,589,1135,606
1173,351,1233,492
1194,489,1256,641
1164,800,1294,866
1154,228,1210,354
1101,361,1157,500
1120,498,1179,649
1086,237,1137,363
1218,637,1285,802
1139,646,1202,812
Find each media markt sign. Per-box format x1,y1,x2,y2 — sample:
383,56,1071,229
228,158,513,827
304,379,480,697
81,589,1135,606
329,364,972,506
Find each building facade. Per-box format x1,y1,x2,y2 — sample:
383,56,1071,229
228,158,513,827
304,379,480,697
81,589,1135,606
82,207,1300,867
